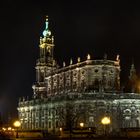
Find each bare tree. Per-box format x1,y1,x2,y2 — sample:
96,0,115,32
57,100,91,138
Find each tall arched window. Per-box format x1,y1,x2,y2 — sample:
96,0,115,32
94,79,99,90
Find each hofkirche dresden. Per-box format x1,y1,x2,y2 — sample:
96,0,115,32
18,16,140,135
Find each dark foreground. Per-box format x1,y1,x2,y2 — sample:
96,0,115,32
3,137,140,140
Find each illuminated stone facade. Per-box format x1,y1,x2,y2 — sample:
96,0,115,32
18,16,140,134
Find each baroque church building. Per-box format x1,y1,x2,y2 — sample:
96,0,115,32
18,16,140,135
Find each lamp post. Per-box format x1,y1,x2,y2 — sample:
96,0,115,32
101,117,111,136
80,122,84,137
13,120,21,138
59,127,62,137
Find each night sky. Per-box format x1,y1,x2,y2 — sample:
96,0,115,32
0,0,140,121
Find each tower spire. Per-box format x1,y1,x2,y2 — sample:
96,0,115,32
129,60,137,93
38,16,55,67
129,60,136,78
33,16,56,98
42,16,51,37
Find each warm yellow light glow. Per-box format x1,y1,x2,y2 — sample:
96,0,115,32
80,122,84,128
2,127,6,131
60,127,62,131
8,127,12,131
101,117,111,125
13,121,21,128
40,44,45,48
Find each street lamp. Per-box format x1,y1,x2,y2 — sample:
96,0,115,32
59,127,62,137
2,127,6,131
101,117,110,125
80,122,84,128
60,127,62,131
101,117,111,136
13,120,21,138
80,122,84,137
8,127,12,131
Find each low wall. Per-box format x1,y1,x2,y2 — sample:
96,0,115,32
17,130,47,138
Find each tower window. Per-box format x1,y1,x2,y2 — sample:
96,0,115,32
81,70,85,74
48,109,51,116
56,121,59,128
49,121,51,128
110,70,114,73
95,69,98,73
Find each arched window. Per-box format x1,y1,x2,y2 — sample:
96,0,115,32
94,79,99,90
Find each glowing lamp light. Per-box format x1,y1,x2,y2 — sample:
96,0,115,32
60,127,62,131
2,127,6,131
101,117,111,125
8,127,12,131
14,121,21,128
14,120,21,138
80,122,84,128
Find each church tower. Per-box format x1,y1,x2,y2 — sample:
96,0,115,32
39,16,55,67
32,16,56,98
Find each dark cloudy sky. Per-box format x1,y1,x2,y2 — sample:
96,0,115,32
0,0,140,121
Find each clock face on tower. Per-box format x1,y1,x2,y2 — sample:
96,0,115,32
43,30,47,36
43,29,51,37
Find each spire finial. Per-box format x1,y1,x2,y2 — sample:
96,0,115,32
129,59,136,78
46,15,48,21
129,59,137,93
63,62,66,67
43,15,51,37
87,54,91,60
70,58,73,65
40,37,42,45
116,54,120,61
77,57,80,63
131,59,135,70
45,16,49,30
